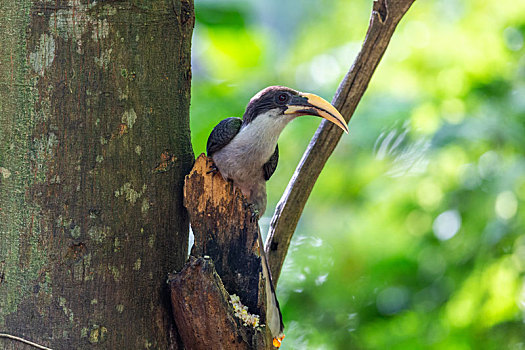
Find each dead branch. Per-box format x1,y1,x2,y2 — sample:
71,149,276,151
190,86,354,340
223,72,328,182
170,155,273,349
169,257,268,350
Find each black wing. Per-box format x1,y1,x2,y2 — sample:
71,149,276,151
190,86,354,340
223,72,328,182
206,117,243,156
263,144,279,181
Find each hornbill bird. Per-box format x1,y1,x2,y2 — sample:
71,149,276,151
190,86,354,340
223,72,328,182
206,86,348,347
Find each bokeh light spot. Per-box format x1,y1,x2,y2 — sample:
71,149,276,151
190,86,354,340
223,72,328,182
433,210,461,241
411,103,441,134
441,98,466,124
417,179,443,210
437,67,466,97
315,273,328,286
405,210,432,236
512,236,525,272
478,151,500,179
503,27,524,51
495,191,518,220
459,163,482,189
376,286,410,315
418,247,447,279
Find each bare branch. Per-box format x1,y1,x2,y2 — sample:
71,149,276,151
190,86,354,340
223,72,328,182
265,0,416,284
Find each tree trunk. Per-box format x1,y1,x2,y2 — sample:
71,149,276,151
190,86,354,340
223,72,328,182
0,1,194,349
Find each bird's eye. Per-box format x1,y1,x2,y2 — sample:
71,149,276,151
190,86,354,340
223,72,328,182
277,93,288,103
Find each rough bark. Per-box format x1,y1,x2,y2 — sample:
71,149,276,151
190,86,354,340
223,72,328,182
169,257,270,350
170,155,273,349
0,1,194,349
266,0,415,284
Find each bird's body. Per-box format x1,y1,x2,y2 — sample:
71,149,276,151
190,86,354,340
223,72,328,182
210,111,289,215
206,86,348,345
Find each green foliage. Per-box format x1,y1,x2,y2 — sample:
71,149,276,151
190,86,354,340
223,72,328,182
191,0,525,348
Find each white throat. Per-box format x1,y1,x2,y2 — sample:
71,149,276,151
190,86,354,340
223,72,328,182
237,109,294,156
211,109,294,183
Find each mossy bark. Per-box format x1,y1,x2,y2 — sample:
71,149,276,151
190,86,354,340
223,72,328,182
0,0,194,349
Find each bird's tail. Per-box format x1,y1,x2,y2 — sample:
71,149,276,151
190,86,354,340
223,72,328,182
257,225,285,348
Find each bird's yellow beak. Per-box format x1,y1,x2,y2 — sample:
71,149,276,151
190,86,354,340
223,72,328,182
284,93,348,133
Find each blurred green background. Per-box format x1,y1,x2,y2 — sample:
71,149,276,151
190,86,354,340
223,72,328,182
189,0,525,348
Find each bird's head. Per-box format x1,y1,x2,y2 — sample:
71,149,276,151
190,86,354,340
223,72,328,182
242,86,348,133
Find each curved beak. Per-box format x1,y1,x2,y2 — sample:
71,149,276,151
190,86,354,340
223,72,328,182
284,93,349,133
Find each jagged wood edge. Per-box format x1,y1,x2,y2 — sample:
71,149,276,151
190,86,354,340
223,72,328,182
265,0,416,284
